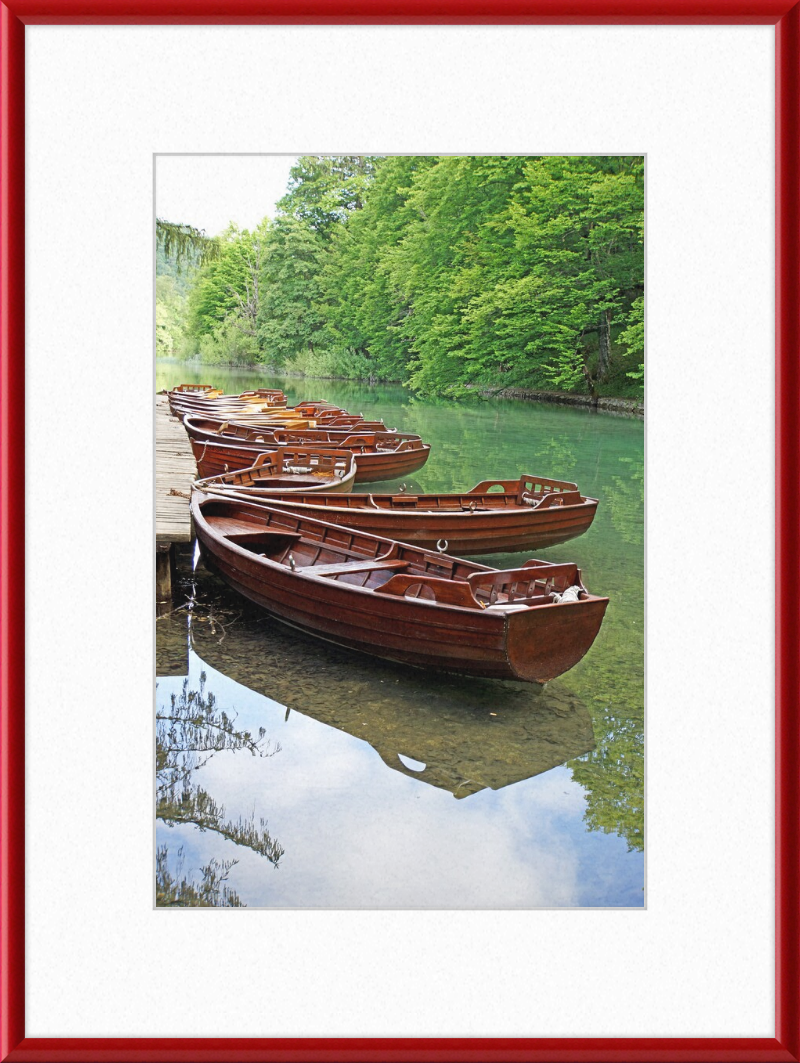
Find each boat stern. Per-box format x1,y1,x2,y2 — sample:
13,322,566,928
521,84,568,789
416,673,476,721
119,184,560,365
504,596,609,683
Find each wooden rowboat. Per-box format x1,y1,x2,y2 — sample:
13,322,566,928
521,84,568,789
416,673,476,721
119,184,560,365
169,387,285,403
170,396,319,417
185,414,320,435
172,393,326,414
196,475,598,554
170,397,353,423
191,495,608,683
193,447,357,494
167,385,225,406
169,396,253,417
167,384,222,396
168,392,292,417
182,414,388,446
191,433,431,483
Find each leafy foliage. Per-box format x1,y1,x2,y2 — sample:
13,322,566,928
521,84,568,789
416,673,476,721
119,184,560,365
156,218,220,268
256,216,328,364
620,296,645,382
156,275,189,358
171,156,644,397
278,155,379,235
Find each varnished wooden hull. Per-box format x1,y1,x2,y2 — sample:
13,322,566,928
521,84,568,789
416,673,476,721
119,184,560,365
184,416,319,439
205,491,598,553
167,384,223,398
191,496,608,683
191,437,431,483
182,416,385,446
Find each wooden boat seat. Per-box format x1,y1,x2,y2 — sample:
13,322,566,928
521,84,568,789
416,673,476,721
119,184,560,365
375,574,482,608
205,515,277,536
204,516,302,552
299,558,409,577
225,529,302,545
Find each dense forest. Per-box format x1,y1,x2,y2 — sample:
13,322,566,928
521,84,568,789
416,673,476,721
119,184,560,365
157,155,644,398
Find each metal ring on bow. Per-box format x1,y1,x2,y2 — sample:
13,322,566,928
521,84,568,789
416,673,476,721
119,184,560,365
436,539,449,553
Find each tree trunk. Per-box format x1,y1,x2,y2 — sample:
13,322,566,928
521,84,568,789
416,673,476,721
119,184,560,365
597,311,611,382
578,334,599,403
580,356,599,404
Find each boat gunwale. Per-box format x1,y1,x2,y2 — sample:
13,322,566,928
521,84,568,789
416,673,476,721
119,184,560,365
206,491,600,518
195,493,599,529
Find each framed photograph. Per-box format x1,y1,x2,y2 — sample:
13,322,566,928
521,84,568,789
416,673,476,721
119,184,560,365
2,2,797,1061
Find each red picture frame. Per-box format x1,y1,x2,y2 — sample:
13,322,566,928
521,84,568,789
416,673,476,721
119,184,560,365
1,4,797,1061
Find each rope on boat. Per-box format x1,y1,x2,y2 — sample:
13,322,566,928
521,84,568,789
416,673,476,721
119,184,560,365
551,585,583,604
169,488,192,500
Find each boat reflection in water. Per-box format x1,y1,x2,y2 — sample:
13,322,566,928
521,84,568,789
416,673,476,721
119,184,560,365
160,562,597,801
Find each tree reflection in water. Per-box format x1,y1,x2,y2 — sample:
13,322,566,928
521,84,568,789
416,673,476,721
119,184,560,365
156,845,243,907
608,454,644,547
568,711,643,852
156,672,284,907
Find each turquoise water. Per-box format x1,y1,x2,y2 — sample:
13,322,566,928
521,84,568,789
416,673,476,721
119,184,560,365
156,363,644,907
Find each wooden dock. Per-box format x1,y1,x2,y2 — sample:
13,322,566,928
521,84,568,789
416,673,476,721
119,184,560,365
156,395,196,601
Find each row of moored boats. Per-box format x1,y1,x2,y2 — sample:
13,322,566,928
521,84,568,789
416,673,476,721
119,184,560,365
168,383,609,684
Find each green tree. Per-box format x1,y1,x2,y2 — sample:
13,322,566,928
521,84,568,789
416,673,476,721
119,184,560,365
322,155,436,380
155,275,189,358
256,216,329,365
255,157,380,369
386,156,528,395
409,156,644,396
279,155,379,236
187,222,266,337
620,295,645,384
187,221,270,365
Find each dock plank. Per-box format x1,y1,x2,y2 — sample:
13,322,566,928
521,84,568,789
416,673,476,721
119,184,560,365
156,395,196,544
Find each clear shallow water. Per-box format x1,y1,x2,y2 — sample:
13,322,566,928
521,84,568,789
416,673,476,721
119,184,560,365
156,363,644,907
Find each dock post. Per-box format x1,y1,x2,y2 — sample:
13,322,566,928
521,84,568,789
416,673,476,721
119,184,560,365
156,542,175,604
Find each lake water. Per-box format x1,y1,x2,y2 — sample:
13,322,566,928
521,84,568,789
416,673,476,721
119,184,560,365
156,363,644,907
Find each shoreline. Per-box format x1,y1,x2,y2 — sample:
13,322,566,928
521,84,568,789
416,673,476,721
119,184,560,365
475,387,644,418
169,361,644,419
